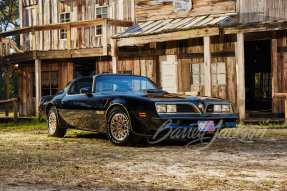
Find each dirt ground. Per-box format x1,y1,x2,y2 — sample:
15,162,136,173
0,121,287,190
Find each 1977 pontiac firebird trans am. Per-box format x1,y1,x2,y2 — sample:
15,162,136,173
39,74,237,146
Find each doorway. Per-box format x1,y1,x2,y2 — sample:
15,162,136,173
245,40,272,112
74,60,96,78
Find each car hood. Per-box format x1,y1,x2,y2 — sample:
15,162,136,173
101,91,227,102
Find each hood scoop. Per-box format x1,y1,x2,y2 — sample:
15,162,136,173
142,89,166,94
143,92,188,99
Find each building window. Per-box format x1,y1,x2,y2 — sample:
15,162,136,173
42,71,59,96
96,6,108,18
191,63,204,85
95,25,102,36
191,62,226,85
211,62,226,85
59,12,70,40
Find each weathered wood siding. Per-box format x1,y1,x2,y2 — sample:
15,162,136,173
238,0,287,23
274,30,287,114
19,61,73,117
95,56,158,83
117,36,237,110
135,0,235,21
20,0,135,51
176,35,237,110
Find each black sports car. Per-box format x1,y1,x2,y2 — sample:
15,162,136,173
39,74,237,146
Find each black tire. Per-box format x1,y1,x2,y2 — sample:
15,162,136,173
107,106,140,146
47,107,67,137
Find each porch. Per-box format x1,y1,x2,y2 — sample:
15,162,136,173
0,18,133,118
111,13,287,123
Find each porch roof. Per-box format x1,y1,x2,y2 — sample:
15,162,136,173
113,13,287,41
114,13,237,39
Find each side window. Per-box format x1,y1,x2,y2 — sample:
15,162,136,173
68,78,93,95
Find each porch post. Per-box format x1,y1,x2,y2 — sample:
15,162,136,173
237,32,245,122
271,32,279,116
111,39,119,74
204,36,212,97
35,59,42,119
5,66,10,116
102,19,108,56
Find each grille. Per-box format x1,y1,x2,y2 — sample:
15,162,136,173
206,105,214,113
176,105,195,113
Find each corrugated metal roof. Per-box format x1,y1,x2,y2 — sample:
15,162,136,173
114,13,237,38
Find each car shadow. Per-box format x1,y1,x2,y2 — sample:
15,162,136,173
65,132,204,147
65,133,108,140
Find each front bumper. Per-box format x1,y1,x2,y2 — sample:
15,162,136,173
132,114,237,136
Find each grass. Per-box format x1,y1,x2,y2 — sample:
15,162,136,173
0,120,287,190
0,112,15,117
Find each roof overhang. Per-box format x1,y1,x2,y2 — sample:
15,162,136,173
113,13,287,47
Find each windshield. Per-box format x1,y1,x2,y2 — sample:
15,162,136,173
95,75,159,93
57,81,72,94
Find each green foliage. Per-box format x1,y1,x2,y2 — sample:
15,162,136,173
0,66,18,100
0,0,19,32
0,0,19,101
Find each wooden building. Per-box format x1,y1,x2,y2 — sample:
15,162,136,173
1,0,287,122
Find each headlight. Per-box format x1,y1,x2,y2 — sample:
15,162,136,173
222,105,230,112
214,105,222,112
156,105,166,113
167,105,177,113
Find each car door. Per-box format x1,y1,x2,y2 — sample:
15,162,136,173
59,77,96,130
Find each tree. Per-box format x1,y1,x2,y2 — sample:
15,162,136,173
0,0,19,101
0,0,19,32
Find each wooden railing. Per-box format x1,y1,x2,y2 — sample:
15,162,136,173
0,98,21,123
0,18,133,56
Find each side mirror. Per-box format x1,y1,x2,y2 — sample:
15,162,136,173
80,87,92,97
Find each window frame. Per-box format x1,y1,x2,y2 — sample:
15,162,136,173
95,6,109,19
211,62,226,85
95,25,103,36
59,12,71,40
190,63,205,85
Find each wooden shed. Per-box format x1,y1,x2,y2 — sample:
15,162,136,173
1,0,287,122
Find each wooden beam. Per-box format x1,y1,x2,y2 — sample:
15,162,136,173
35,59,41,119
19,0,23,49
5,67,10,116
204,36,212,97
13,101,18,123
6,41,10,55
108,19,133,27
271,32,279,115
9,39,21,52
0,18,131,38
32,29,36,50
273,93,287,99
102,19,108,56
236,33,245,122
116,27,220,47
0,98,20,104
111,39,118,74
0,37,3,56
70,19,104,28
67,24,71,57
